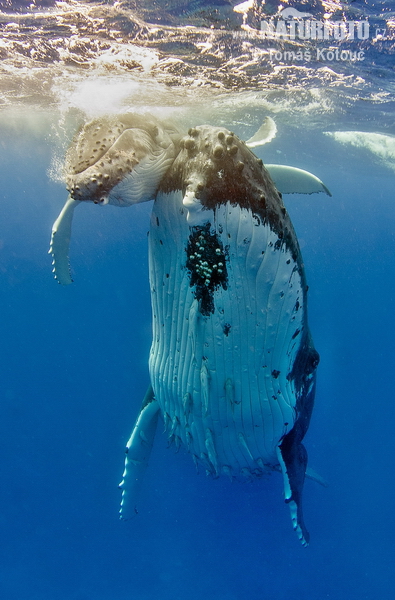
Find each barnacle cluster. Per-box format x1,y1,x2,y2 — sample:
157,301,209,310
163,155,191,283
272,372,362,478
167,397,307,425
186,224,228,316
189,234,225,287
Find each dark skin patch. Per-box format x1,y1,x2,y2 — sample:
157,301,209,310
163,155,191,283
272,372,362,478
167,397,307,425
223,323,231,336
185,223,228,316
159,124,306,285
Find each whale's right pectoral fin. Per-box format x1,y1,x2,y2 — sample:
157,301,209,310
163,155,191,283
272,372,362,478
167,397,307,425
266,164,332,197
49,196,81,285
119,386,160,519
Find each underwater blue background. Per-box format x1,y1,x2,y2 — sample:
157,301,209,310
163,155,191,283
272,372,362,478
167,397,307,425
0,118,394,600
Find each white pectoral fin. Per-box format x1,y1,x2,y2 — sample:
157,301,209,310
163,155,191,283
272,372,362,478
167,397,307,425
276,442,310,547
266,164,332,197
119,386,160,519
48,196,81,285
245,116,277,148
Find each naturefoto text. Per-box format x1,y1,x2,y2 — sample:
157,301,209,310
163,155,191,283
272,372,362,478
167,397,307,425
261,20,370,41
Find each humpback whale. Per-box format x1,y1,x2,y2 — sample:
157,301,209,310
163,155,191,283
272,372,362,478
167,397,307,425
50,114,329,545
325,130,395,172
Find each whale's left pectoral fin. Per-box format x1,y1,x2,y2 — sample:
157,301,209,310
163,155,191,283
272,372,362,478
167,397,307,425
119,386,159,519
266,164,332,197
49,196,81,285
276,435,310,547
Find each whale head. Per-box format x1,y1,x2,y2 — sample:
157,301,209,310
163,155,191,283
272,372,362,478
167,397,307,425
49,113,180,285
65,113,180,207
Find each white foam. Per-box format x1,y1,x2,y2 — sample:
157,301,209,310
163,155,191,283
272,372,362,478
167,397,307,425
325,130,395,171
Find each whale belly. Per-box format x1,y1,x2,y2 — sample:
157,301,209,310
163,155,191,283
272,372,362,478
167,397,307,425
148,190,305,478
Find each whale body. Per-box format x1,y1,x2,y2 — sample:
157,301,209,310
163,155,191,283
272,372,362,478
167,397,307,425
50,115,326,545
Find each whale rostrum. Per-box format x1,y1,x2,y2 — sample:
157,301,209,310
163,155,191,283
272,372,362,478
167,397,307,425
50,114,329,545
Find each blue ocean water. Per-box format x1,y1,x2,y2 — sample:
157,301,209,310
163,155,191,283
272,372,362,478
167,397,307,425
1,112,394,600
1,1,395,599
